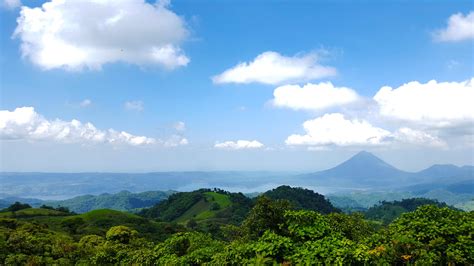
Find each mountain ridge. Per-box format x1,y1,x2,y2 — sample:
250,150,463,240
300,151,473,188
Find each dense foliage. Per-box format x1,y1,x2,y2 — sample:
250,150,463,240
264,185,340,214
364,198,451,224
1,188,472,265
140,188,253,225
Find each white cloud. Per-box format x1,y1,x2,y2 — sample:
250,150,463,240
392,127,446,148
286,113,390,147
212,51,336,85
79,99,92,108
2,0,21,9
163,134,188,147
285,113,444,148
374,78,474,127
214,140,264,150
13,0,189,70
272,82,359,111
433,11,474,42
0,107,156,146
124,101,144,112
173,121,186,132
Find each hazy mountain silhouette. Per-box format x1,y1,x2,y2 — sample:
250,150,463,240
416,164,474,180
300,151,473,187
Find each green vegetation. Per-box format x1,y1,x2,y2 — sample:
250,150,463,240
328,189,474,212
140,188,253,225
1,187,473,264
364,198,451,224
43,190,173,213
264,185,340,214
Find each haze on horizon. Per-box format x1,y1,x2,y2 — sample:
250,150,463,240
1,0,473,172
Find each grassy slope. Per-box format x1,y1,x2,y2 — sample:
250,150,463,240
174,192,232,223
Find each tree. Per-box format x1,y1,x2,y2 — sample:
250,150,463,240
106,226,138,244
241,196,292,239
61,217,85,234
369,205,474,264
4,202,31,212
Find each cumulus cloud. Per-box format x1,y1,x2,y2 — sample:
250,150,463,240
392,127,446,148
13,0,189,70
433,11,474,42
286,113,390,147
374,78,474,127
286,113,444,148
214,140,264,150
0,106,157,146
124,101,144,112
212,51,336,85
2,0,21,9
272,82,359,111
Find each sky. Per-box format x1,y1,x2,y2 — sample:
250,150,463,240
0,0,473,172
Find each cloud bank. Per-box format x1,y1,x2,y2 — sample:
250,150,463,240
374,78,474,127
214,140,264,150
0,106,157,146
286,113,444,148
14,0,189,70
212,51,336,85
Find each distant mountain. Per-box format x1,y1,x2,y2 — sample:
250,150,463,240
299,151,473,188
0,196,45,209
43,190,174,213
0,171,295,199
300,151,413,187
416,164,474,182
1,153,472,199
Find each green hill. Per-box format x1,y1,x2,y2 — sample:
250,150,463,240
140,189,253,225
364,198,452,224
43,190,173,213
263,185,340,214
0,207,71,218
0,206,182,242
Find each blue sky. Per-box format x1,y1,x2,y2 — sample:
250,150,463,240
0,0,473,172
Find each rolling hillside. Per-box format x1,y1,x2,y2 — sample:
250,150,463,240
44,190,174,213
0,207,182,242
140,189,253,225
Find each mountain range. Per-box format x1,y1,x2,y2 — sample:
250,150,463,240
299,151,473,188
1,151,472,200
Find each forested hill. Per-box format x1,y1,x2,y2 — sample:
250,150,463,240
44,190,174,213
263,185,340,214
364,198,452,224
139,188,253,225
139,186,340,225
